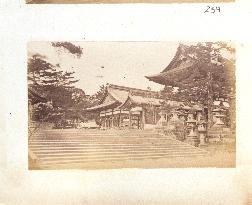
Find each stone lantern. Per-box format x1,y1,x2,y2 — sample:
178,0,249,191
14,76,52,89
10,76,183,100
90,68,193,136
185,110,199,146
193,105,203,122
186,112,197,128
182,105,192,111
197,120,207,146
178,112,186,122
213,114,226,127
212,108,225,124
156,110,168,128
179,105,191,116
168,110,185,141
170,110,180,121
186,127,199,147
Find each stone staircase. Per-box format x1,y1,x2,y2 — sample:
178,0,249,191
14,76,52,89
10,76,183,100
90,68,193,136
29,129,208,169
208,127,235,143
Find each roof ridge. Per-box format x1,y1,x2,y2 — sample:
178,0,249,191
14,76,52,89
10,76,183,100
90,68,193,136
161,43,194,73
108,84,159,94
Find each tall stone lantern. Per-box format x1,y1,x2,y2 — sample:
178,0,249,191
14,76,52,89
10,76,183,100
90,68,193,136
197,120,207,146
156,110,168,129
178,112,187,122
213,114,226,127
212,108,226,126
169,110,185,141
193,105,203,121
186,110,199,146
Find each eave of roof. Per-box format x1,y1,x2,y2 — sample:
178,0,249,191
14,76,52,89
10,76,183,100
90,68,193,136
145,44,195,86
120,95,163,109
130,95,163,106
145,64,195,86
86,101,119,111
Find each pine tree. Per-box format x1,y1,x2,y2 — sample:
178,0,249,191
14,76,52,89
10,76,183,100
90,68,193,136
28,45,84,122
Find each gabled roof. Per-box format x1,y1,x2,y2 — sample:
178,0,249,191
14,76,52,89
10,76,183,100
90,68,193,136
87,84,161,111
107,85,129,103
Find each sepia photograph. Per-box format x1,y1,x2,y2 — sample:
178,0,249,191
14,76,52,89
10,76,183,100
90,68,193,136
28,41,236,169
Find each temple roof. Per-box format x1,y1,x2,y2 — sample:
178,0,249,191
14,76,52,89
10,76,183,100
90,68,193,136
87,84,161,111
121,95,163,107
145,44,196,86
107,85,129,103
146,44,235,90
86,101,119,111
108,84,160,98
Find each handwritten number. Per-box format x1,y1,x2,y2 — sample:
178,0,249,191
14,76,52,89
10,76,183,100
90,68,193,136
204,6,221,14
216,7,221,12
204,6,210,13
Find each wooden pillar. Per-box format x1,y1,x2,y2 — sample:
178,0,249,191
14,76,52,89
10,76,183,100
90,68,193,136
111,109,114,128
104,110,106,128
153,106,157,124
137,115,140,129
129,110,132,128
102,117,104,128
119,110,121,128
142,108,145,130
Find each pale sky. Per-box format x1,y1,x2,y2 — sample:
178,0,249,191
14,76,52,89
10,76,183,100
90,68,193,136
28,41,179,95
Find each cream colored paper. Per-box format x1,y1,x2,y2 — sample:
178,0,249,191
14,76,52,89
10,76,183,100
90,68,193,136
1,0,252,204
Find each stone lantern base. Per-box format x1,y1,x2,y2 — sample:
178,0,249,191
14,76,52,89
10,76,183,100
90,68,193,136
186,129,200,147
199,132,207,147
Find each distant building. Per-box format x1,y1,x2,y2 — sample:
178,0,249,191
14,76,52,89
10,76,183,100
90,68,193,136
87,84,173,129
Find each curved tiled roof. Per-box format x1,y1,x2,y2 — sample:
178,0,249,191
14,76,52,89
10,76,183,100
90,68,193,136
87,84,162,111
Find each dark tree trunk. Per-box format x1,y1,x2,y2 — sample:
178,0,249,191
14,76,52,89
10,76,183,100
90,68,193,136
207,71,214,130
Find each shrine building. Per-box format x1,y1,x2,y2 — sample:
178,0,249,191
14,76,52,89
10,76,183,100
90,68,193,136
87,84,180,129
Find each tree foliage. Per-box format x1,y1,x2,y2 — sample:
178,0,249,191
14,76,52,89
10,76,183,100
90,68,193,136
89,84,109,106
51,42,83,58
28,54,79,87
28,47,87,122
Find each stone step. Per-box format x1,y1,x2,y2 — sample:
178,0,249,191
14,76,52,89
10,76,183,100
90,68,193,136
38,152,207,166
30,130,209,169
29,142,191,147
30,137,170,141
30,145,195,151
36,149,207,159
208,134,230,138
208,129,230,133
29,140,181,145
33,134,158,138
33,146,206,154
